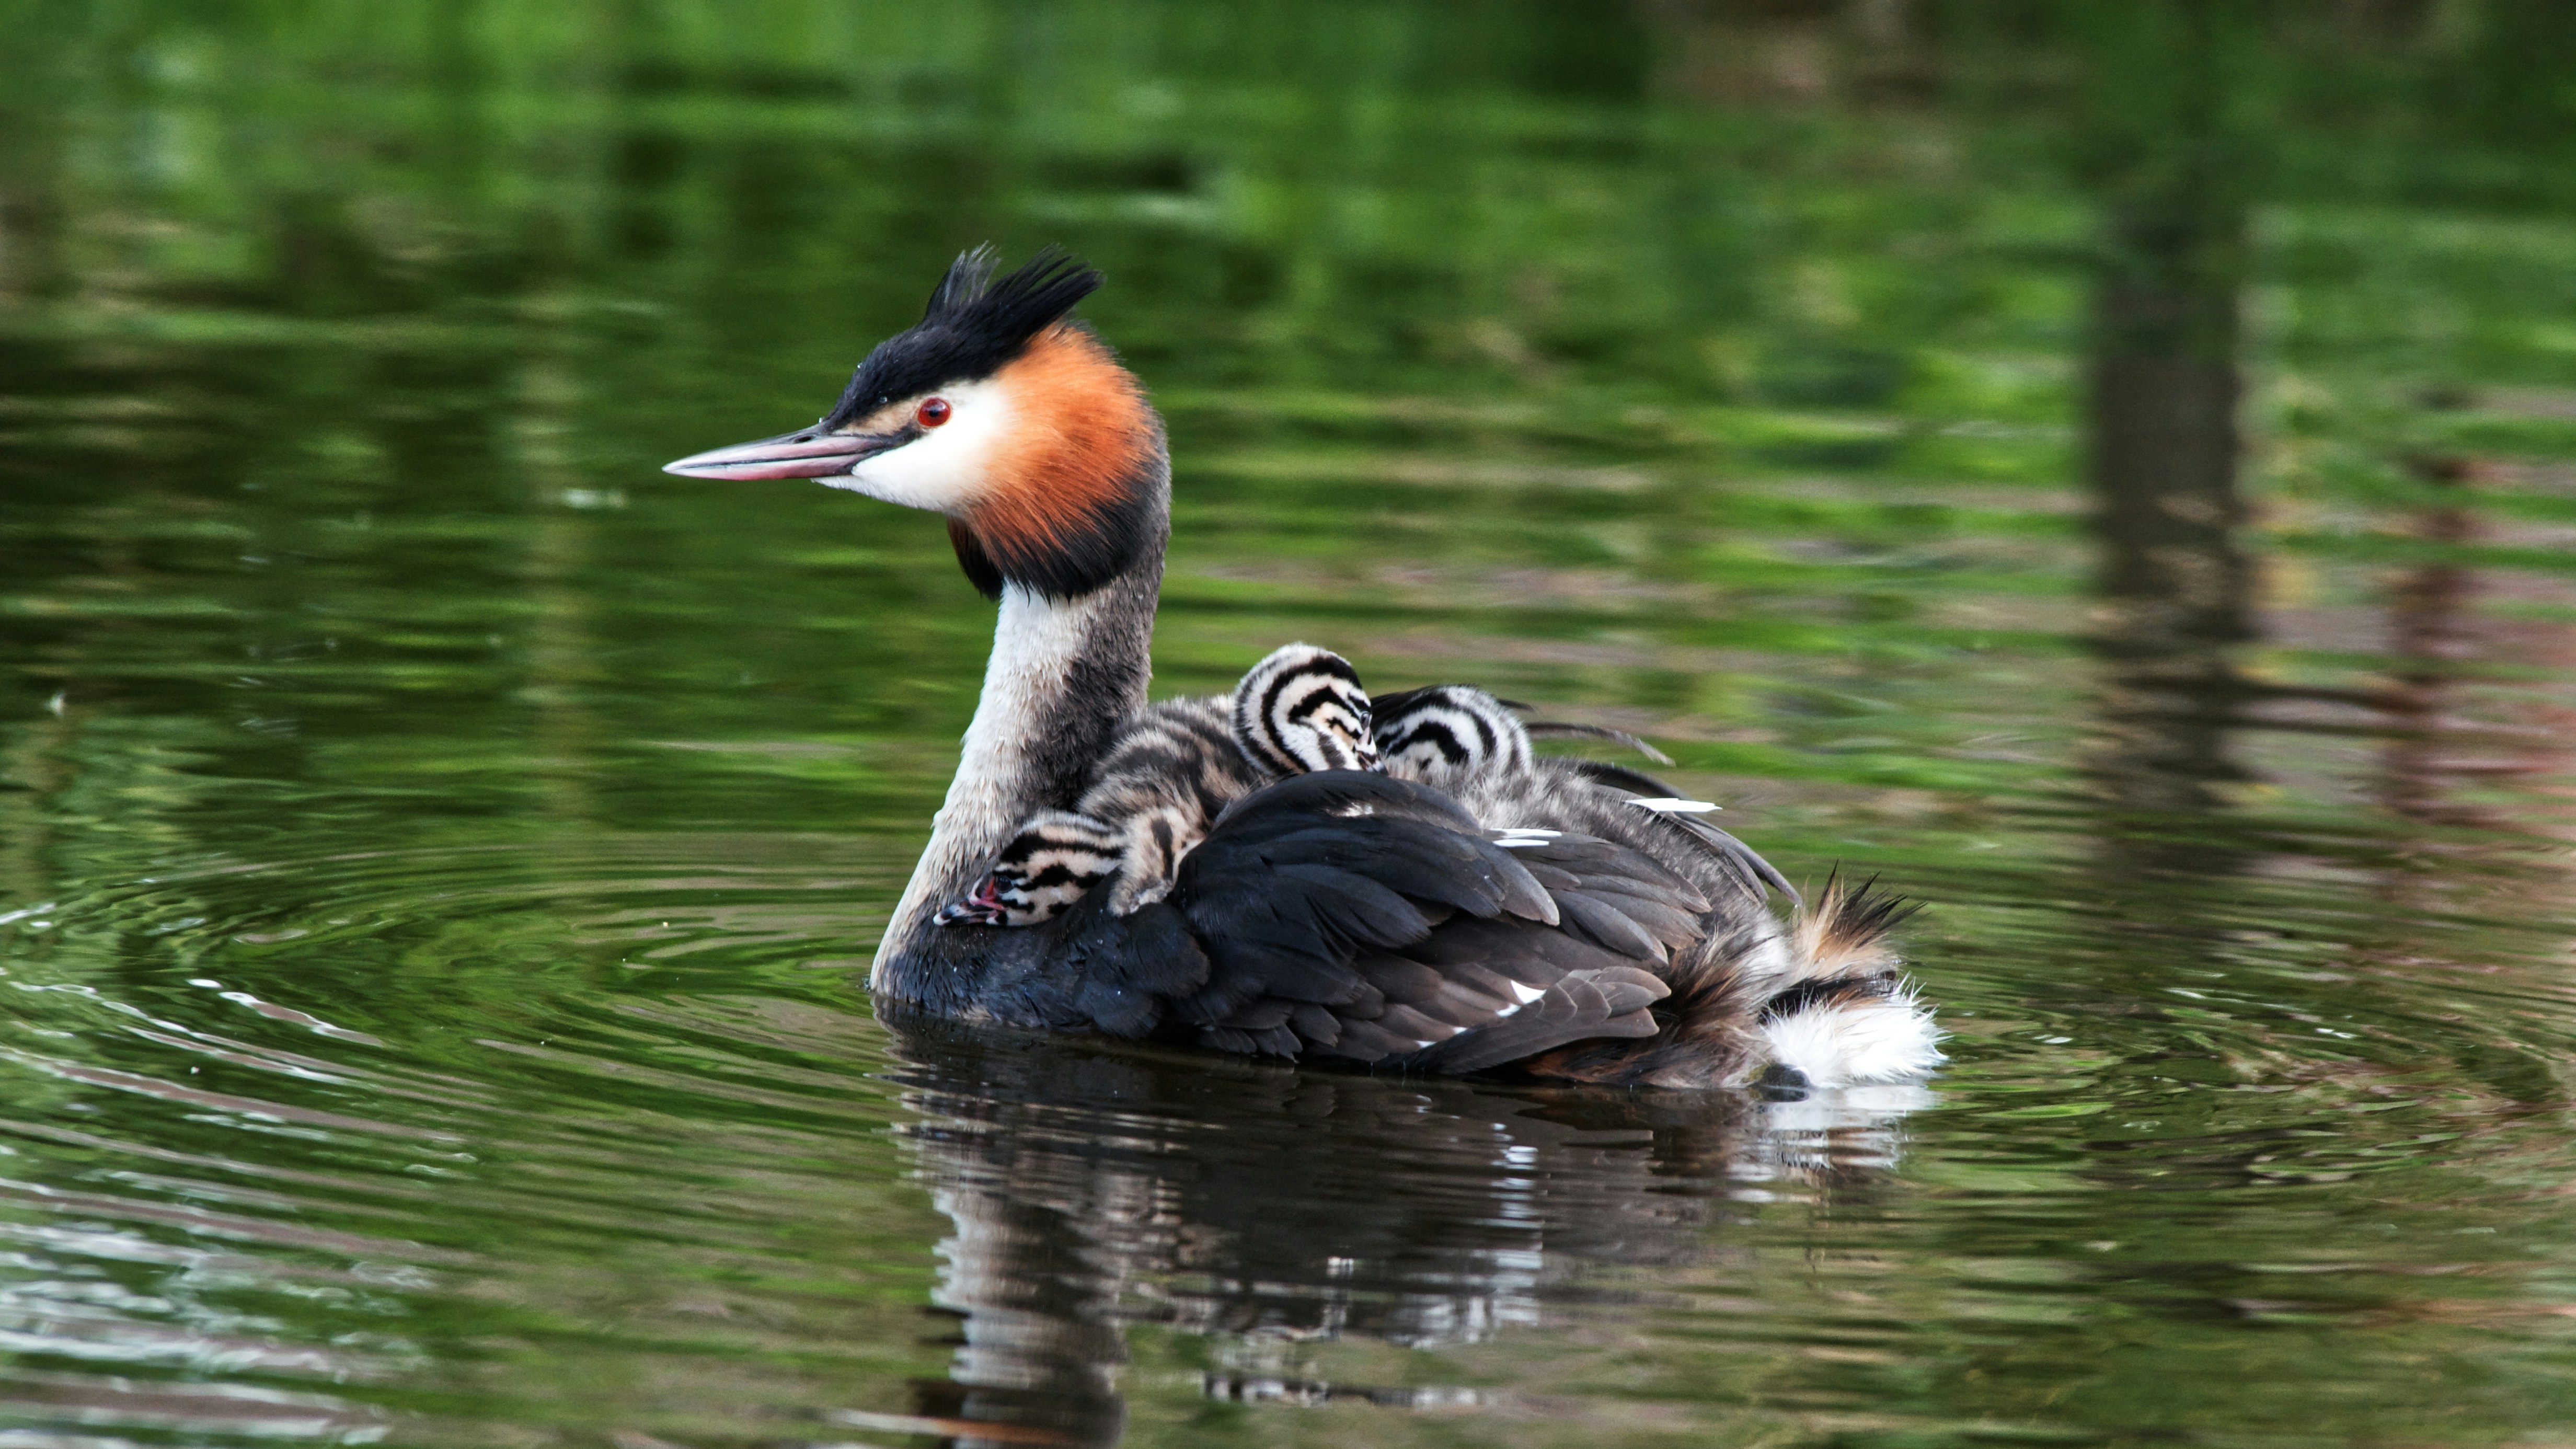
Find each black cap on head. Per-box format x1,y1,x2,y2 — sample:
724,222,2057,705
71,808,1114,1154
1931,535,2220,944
821,247,1104,430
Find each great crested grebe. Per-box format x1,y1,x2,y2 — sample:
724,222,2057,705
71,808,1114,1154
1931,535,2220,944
665,247,1941,1089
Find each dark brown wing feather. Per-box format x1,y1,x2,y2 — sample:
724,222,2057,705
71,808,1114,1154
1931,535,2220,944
1007,764,1833,1082
1162,774,1719,1066
1525,872,1920,1088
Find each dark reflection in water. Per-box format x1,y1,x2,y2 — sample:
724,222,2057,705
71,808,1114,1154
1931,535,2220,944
2080,3,2258,835
883,1022,1916,1447
2075,5,2576,876
2376,455,2576,838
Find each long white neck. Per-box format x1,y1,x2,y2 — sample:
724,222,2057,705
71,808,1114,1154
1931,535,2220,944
871,560,1163,990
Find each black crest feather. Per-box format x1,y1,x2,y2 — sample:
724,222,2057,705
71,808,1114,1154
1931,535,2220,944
822,246,1106,429
925,245,1000,318
924,245,1103,338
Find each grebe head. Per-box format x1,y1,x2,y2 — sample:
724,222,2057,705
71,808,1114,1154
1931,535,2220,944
664,247,1163,600
1231,644,1378,777
935,810,1125,928
1370,683,1533,788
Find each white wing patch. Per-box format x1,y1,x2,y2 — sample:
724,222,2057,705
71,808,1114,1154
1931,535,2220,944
1627,797,1721,814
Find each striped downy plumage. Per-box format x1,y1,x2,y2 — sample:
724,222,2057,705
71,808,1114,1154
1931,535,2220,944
666,247,1942,1093
935,643,1376,927
1371,683,1535,788
1374,682,1674,785
1228,642,1376,778
934,809,1128,930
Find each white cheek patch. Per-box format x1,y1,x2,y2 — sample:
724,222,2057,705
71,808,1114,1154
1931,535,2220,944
824,375,1015,512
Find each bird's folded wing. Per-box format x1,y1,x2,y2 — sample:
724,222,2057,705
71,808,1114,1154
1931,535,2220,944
1118,770,1720,1069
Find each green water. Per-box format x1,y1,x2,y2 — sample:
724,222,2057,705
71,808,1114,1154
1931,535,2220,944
8,3,2576,1444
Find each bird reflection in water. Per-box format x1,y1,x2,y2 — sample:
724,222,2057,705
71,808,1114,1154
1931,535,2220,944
871,1021,1930,1447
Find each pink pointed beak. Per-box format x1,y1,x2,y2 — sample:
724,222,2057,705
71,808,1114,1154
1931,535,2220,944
662,426,901,481
935,902,1007,928
935,875,1013,928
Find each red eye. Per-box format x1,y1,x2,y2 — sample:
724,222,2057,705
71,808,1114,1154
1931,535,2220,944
916,397,952,428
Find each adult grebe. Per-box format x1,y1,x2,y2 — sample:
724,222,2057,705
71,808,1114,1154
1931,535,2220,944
665,248,1940,1089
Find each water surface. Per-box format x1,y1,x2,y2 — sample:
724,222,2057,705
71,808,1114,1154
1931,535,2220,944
8,4,2576,1444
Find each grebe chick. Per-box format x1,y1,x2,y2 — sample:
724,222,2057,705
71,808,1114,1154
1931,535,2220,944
1371,683,1536,788
1374,682,1790,901
938,644,1375,927
1373,683,1671,785
1229,642,1375,777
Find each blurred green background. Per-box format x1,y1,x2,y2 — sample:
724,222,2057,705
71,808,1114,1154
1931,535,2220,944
8,3,2576,1445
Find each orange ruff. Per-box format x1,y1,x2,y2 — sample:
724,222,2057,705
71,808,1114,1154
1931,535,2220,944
967,326,1154,560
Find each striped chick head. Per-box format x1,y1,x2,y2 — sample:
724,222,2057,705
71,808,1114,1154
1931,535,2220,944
1230,644,1378,778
